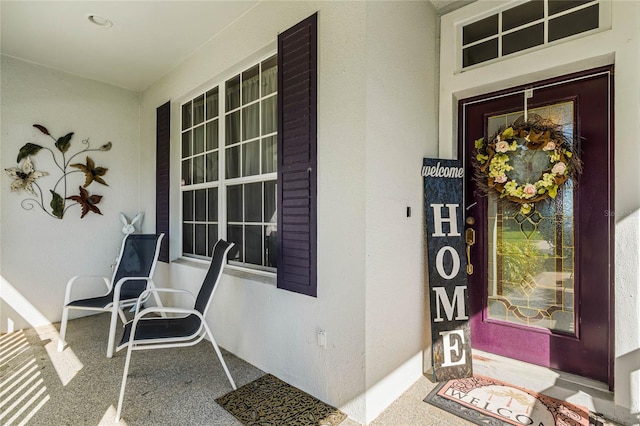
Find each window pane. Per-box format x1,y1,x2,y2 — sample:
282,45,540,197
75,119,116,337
194,124,205,154
225,146,240,179
463,14,498,45
193,95,205,125
208,224,218,257
206,87,219,120
183,223,194,255
226,75,240,111
245,225,263,265
182,101,192,130
227,185,242,222
195,189,206,221
183,191,194,221
463,38,498,67
262,136,277,174
226,111,240,145
264,180,277,223
182,131,191,158
242,104,260,140
262,55,278,96
262,97,277,134
503,23,544,56
265,226,277,268
242,65,260,104
502,0,543,32
195,224,207,256
207,187,218,221
548,0,592,16
244,182,262,222
549,4,599,42
182,159,192,186
206,151,219,182
227,225,243,261
193,155,205,184
243,140,260,177
206,120,219,151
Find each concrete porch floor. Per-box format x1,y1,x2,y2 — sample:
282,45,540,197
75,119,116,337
0,313,635,425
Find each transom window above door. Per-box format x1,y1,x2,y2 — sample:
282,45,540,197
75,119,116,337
459,0,610,70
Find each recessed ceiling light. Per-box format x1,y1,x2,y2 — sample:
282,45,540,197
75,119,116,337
88,14,113,28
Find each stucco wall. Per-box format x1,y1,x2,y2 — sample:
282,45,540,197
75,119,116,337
439,0,640,418
138,1,370,422
0,56,142,332
364,1,438,422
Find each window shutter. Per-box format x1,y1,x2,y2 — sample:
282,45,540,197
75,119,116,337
277,13,318,297
156,101,170,262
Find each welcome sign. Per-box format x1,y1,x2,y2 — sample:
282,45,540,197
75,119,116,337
422,158,473,381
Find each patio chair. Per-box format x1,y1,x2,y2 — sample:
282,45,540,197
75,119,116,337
115,239,237,422
57,233,165,358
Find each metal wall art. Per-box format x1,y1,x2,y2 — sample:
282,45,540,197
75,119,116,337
5,124,113,219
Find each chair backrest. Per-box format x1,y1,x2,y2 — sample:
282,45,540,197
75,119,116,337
112,234,164,300
194,240,234,315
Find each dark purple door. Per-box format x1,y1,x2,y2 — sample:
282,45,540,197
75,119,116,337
460,68,613,386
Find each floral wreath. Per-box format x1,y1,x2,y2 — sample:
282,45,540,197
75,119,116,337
473,118,582,215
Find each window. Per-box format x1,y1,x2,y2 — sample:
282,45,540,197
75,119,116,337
181,55,278,272
460,0,606,70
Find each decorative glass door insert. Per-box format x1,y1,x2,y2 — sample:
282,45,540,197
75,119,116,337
486,101,575,334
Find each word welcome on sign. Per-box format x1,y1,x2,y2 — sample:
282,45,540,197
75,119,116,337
423,158,473,382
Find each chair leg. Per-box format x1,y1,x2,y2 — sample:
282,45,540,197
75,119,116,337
115,343,134,422
57,307,69,352
107,307,119,358
203,322,236,390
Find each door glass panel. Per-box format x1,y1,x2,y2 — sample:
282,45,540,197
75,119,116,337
486,101,575,334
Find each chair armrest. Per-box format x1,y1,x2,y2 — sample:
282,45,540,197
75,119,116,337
134,288,196,316
112,277,156,304
136,306,200,319
64,275,110,304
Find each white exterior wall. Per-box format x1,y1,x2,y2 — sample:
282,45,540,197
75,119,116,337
138,1,370,422
439,0,640,416
364,1,439,422
0,56,142,332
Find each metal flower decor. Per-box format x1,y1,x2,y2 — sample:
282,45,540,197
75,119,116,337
4,124,112,219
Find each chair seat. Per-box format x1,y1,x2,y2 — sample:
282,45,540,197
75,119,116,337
119,314,202,346
66,294,139,309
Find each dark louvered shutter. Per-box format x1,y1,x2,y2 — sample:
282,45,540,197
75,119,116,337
277,13,318,297
156,101,170,262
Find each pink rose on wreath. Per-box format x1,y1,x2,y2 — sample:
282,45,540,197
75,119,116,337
494,174,508,183
495,141,510,153
542,141,556,151
524,184,537,197
552,162,567,175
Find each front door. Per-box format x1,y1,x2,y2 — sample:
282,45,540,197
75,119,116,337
460,67,613,386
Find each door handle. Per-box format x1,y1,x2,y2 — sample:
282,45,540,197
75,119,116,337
465,227,476,275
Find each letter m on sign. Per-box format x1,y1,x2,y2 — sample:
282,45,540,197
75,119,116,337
422,157,473,382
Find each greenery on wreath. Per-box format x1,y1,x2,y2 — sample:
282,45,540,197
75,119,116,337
4,124,112,219
473,118,582,215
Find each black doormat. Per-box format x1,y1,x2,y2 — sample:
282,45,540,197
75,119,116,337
424,375,590,426
216,374,347,425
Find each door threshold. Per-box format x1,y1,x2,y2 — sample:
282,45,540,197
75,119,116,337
471,350,635,425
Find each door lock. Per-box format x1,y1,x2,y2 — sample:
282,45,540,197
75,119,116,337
465,227,476,275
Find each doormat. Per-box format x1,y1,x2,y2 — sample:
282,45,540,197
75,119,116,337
424,375,590,426
215,374,347,426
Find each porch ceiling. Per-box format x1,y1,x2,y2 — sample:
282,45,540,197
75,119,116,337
1,1,469,93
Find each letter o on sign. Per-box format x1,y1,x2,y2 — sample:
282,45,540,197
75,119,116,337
435,246,460,279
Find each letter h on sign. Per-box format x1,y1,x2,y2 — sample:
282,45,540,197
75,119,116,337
422,158,473,381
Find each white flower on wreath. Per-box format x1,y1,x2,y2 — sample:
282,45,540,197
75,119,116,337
552,162,567,175
494,174,508,183
542,141,556,151
495,140,510,153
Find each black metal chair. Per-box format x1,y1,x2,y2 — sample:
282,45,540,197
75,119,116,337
115,239,237,422
58,233,165,358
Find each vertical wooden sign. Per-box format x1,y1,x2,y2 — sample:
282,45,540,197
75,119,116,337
422,158,473,381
